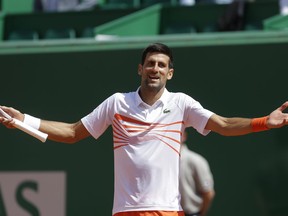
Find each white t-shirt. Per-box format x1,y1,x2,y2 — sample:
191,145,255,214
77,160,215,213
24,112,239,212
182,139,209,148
81,88,214,215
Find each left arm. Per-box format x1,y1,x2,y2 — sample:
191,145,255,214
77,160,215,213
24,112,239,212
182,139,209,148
200,190,215,216
205,101,288,136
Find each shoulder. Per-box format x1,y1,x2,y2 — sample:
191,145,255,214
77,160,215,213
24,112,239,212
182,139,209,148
109,91,135,101
169,92,191,99
167,92,197,104
106,92,139,109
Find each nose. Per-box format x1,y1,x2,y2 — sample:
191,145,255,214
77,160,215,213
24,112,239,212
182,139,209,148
152,64,160,72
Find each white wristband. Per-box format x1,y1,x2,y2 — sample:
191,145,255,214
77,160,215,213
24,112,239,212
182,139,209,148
23,114,41,130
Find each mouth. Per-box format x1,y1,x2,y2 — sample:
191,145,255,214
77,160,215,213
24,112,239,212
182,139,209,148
148,75,160,81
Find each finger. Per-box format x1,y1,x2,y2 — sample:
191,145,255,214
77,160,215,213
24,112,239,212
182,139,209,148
2,118,15,128
284,115,288,125
0,106,10,115
278,101,288,112
0,106,15,118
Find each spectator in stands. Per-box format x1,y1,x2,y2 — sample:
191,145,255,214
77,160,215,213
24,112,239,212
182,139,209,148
179,0,196,6
179,131,215,216
217,0,246,31
34,0,98,12
280,0,288,15
179,0,233,6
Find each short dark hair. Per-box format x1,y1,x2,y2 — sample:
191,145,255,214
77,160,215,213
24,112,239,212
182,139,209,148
141,43,174,69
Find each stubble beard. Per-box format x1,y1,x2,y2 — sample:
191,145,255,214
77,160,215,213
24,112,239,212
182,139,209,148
143,79,164,94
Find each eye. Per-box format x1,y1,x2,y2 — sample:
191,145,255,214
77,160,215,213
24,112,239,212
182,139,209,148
158,62,166,68
145,61,155,68
147,62,154,67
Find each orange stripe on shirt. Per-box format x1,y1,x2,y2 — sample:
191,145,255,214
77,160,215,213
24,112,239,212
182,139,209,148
112,114,184,151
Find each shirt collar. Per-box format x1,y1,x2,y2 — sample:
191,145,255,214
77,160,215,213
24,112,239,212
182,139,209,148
135,87,170,107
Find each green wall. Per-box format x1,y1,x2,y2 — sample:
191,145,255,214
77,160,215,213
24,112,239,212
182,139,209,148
1,0,34,14
0,37,287,216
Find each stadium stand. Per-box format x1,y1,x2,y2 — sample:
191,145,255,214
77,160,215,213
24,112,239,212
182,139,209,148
0,0,284,41
7,29,39,40
43,28,76,40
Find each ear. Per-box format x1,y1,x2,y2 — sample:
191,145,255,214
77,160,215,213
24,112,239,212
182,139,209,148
167,68,174,80
138,64,142,76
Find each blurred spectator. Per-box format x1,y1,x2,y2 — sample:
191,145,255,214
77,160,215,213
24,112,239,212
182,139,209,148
180,0,233,6
179,0,196,6
179,131,215,216
280,0,288,15
217,0,246,31
34,0,98,12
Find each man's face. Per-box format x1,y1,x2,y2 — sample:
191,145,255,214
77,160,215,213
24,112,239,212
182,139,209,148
138,52,174,92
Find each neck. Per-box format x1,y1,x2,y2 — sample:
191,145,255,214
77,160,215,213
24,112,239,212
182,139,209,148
139,87,165,106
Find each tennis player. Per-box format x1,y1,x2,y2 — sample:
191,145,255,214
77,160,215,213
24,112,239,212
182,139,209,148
1,43,288,216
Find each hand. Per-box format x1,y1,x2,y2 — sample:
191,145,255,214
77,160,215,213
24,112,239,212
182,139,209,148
0,106,24,129
267,101,288,129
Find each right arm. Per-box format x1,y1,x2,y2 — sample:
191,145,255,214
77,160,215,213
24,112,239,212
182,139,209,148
205,101,288,136
0,106,90,144
39,119,90,143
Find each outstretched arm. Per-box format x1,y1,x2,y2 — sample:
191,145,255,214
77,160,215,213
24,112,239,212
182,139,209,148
0,106,90,143
205,101,288,136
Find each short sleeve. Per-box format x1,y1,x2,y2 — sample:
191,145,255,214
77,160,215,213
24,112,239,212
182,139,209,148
81,94,116,139
182,94,214,135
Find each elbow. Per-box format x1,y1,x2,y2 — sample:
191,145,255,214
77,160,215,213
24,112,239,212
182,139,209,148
202,190,215,203
58,130,81,144
64,132,82,144
217,130,231,136
210,190,215,200
207,189,215,200
65,139,78,144
214,118,235,136
58,121,89,144
47,135,78,144
65,122,85,144
213,123,231,136
206,115,231,136
65,123,89,144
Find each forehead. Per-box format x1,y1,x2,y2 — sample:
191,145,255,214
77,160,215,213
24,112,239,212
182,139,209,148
144,52,170,63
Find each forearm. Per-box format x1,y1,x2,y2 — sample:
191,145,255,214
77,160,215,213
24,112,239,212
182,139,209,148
0,106,89,144
218,117,253,136
206,115,253,136
200,190,215,216
40,120,79,144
